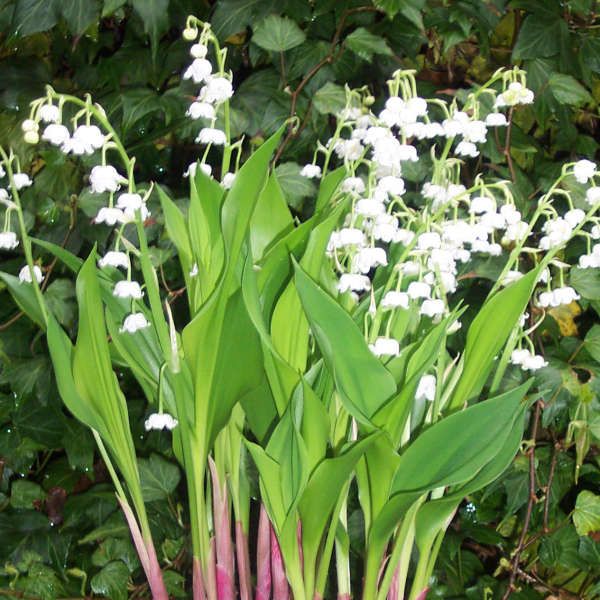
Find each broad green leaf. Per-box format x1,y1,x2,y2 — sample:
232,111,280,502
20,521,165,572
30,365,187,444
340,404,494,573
12,0,59,36
313,82,346,115
221,125,285,289
549,73,592,106
245,441,286,527
298,434,380,557
139,454,181,502
0,272,46,329
415,414,527,556
59,0,100,34
392,381,532,494
449,269,539,408
250,173,293,260
30,238,83,273
47,315,105,435
252,15,306,52
345,27,392,61
573,491,600,536
294,261,396,423
315,166,346,212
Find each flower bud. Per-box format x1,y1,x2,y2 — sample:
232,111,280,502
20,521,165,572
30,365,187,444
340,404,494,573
21,119,38,133
182,27,198,41
24,130,39,144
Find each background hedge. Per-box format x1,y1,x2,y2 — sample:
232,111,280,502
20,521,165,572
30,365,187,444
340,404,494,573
1,1,600,598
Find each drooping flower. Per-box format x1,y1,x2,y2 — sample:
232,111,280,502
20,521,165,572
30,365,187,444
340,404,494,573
573,159,597,184
144,412,179,431
98,251,130,270
381,291,410,310
200,77,234,104
19,264,43,284
415,374,436,401
337,273,371,293
113,280,144,299
196,127,227,145
90,165,127,194
94,207,125,226
187,101,216,120
39,104,60,123
300,164,322,179
13,173,32,190
183,58,212,83
369,337,400,357
42,124,70,146
120,312,151,334
0,231,19,250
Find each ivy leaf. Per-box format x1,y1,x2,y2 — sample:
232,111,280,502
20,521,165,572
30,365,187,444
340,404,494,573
584,325,600,362
512,16,568,60
90,560,130,600
570,267,600,300
313,82,346,115
121,88,163,132
252,14,306,52
212,0,277,40
139,453,181,502
549,73,592,106
10,480,45,509
59,0,100,35
345,27,392,60
274,162,316,211
573,491,600,536
373,0,424,28
11,0,60,36
131,0,169,56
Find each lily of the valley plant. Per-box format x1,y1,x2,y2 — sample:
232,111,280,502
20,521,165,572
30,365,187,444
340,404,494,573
2,16,600,600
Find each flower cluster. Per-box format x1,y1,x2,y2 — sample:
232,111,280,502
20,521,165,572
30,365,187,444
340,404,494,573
303,67,600,381
182,18,236,189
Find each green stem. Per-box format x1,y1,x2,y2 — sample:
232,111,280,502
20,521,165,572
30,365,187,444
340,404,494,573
0,147,48,327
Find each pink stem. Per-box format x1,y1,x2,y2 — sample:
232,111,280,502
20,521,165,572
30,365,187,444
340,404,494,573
236,521,252,600
255,505,272,600
270,525,289,600
387,565,399,600
415,588,429,600
117,497,168,600
193,556,207,600
209,459,235,600
337,595,351,600
207,537,218,600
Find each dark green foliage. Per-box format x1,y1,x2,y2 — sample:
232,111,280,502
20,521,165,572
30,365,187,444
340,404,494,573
1,1,600,597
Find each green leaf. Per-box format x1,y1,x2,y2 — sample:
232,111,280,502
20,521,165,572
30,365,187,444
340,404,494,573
252,14,306,52
449,269,539,408
570,267,600,299
211,0,276,40
549,73,592,106
512,16,567,60
392,381,532,494
90,560,130,600
139,454,181,502
10,480,45,509
31,238,83,273
374,0,424,28
573,491,600,536
121,88,163,132
12,0,59,36
584,325,600,362
131,0,169,55
345,27,392,61
293,260,396,423
59,0,100,34
313,82,346,115
250,173,294,260
0,272,46,329
274,162,317,210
